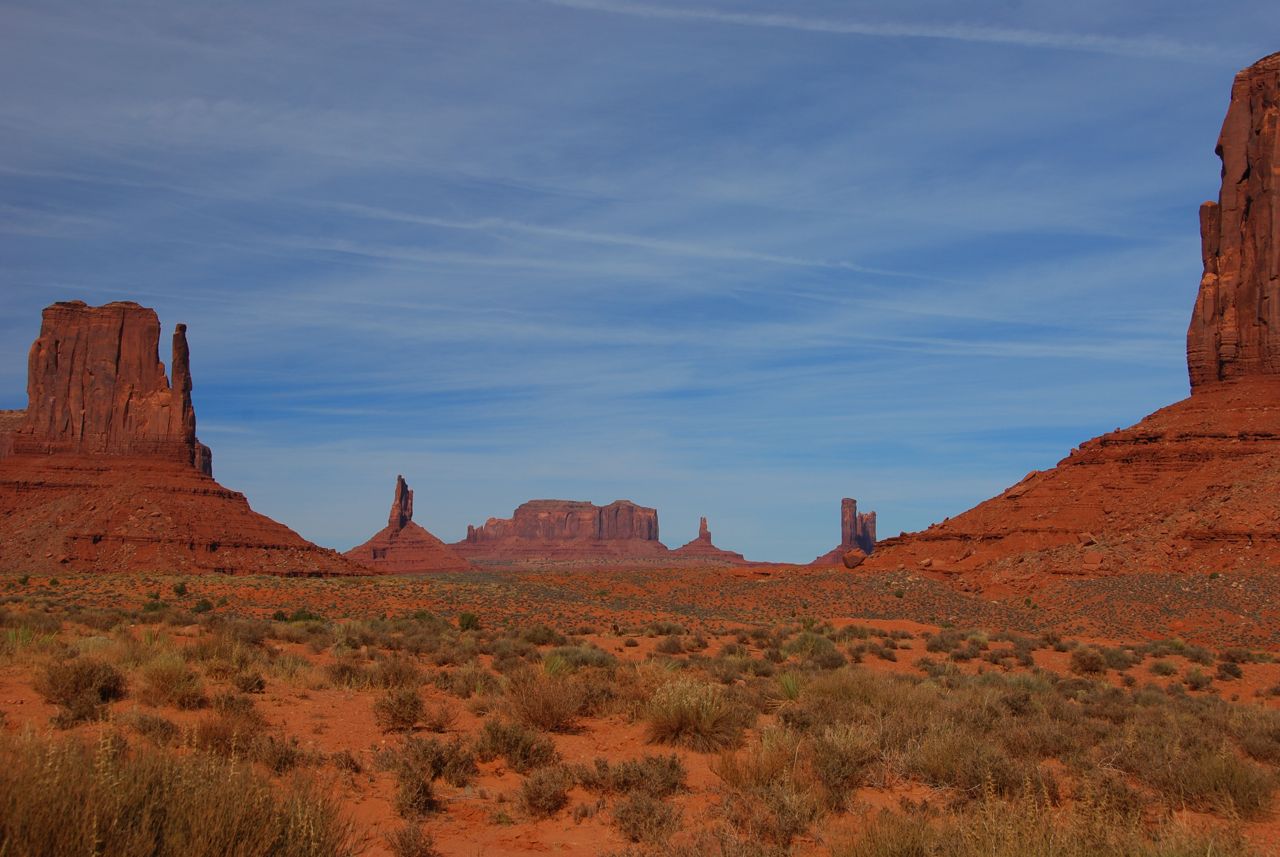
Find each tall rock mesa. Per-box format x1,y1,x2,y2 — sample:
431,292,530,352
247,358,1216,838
1188,52,1280,388
810,497,877,566
8,301,212,474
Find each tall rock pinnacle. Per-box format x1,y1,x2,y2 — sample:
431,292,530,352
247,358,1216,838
1187,52,1280,388
389,474,414,530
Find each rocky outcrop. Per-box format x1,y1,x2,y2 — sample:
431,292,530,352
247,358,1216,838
811,498,876,565
864,53,1280,590
671,516,747,564
345,475,471,573
454,499,670,566
1188,53,1280,388
0,300,363,576
6,301,212,474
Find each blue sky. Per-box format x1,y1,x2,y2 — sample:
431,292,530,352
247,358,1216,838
1,1,1276,561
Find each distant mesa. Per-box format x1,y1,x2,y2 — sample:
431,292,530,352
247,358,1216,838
0,300,364,576
344,475,471,573
671,516,747,564
810,498,876,566
864,52,1280,588
453,499,673,567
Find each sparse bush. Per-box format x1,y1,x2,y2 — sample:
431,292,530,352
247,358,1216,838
35,656,127,726
140,654,207,709
506,668,583,733
1070,647,1107,675
613,792,681,843
644,679,753,752
385,825,441,857
520,766,573,817
374,688,424,733
475,720,560,772
0,732,354,857
124,711,180,746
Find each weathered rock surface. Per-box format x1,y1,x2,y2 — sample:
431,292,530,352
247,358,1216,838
811,498,877,565
345,475,470,573
454,499,671,566
671,516,747,564
0,301,363,576
865,54,1280,590
1188,53,1280,388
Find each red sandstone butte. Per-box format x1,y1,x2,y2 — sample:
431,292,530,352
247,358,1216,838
811,498,877,565
453,499,671,567
344,475,471,572
864,53,1280,590
671,516,747,564
0,301,363,576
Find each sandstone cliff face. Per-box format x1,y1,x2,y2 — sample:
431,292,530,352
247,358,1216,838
863,53,1280,590
811,498,877,565
1188,52,1280,388
345,475,470,573
671,516,747,564
0,301,362,576
6,301,212,474
455,499,669,566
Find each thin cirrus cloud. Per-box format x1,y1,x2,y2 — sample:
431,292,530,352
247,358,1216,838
526,0,1228,61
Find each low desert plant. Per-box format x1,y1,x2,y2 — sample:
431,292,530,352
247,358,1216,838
506,668,583,733
520,766,573,817
385,824,441,857
0,732,354,857
475,720,560,772
644,679,753,752
613,792,682,843
35,656,127,726
140,654,207,709
374,687,425,733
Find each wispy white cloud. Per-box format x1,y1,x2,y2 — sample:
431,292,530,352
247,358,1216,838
529,0,1226,61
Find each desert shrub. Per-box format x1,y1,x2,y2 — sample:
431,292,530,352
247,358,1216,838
656,635,685,655
613,792,682,844
520,766,573,817
576,754,686,798
324,658,372,689
836,793,1257,857
379,736,478,789
1069,647,1107,675
644,679,753,752
1185,669,1213,691
458,612,480,632
140,654,207,709
0,732,354,857
233,671,267,693
371,655,421,689
374,688,425,733
35,656,127,726
385,825,441,857
192,707,267,757
522,625,568,646
506,668,583,732
811,723,878,808
475,720,560,772
548,644,617,670
434,663,498,698
422,702,458,733
393,772,438,818
1150,660,1177,676
712,728,823,848
124,711,180,746
1218,661,1244,681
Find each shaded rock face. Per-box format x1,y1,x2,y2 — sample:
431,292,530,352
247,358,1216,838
864,54,1280,590
1188,53,1280,388
345,475,470,573
7,301,212,474
671,516,747,565
811,497,876,565
0,301,362,576
455,500,669,566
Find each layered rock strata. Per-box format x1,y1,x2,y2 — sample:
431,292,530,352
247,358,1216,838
0,301,362,576
345,475,471,573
